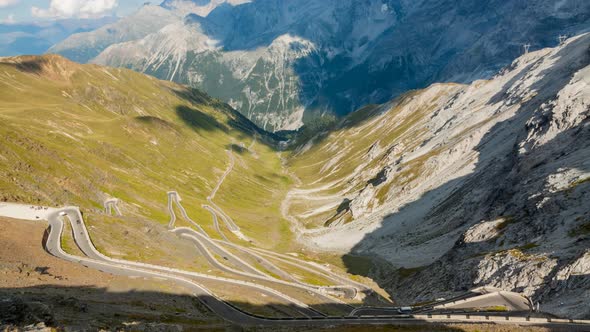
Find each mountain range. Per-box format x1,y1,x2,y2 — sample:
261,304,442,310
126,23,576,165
1,1,589,328
50,0,590,131
2,31,589,320
0,17,116,57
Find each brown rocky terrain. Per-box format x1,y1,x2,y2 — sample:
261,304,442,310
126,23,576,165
0,217,223,331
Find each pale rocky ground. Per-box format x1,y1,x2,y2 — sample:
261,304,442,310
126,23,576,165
0,203,56,221
286,33,590,318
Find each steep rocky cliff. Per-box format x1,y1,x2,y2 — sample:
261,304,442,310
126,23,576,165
286,33,590,318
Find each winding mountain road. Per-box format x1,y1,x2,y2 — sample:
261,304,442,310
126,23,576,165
172,226,353,308
166,146,365,300
43,209,323,322
205,150,248,240
173,227,269,278
212,236,359,299
250,247,371,293
2,203,589,328
163,190,355,307
167,191,209,237
47,207,322,318
103,198,122,216
204,205,229,242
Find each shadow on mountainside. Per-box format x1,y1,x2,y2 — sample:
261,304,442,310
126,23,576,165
12,58,46,75
186,0,590,130
176,105,229,133
0,218,461,331
170,86,284,145
342,34,590,315
0,286,472,332
1,56,48,76
1,54,82,79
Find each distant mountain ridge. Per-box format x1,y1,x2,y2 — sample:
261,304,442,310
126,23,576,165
50,0,590,132
0,17,116,57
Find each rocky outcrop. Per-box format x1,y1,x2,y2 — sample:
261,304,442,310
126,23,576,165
288,33,590,318
349,185,377,219
461,219,504,244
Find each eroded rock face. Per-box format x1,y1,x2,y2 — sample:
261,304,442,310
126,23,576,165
287,33,590,318
462,219,504,244
350,186,377,218
388,38,590,315
555,251,590,284
473,253,559,296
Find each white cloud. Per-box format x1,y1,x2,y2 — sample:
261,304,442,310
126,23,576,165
32,0,118,19
0,0,19,9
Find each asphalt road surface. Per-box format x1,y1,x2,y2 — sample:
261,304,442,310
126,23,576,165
167,191,209,236
48,208,321,317
103,198,122,216
0,205,580,329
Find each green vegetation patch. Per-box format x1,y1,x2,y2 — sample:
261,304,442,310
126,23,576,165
568,219,590,237
397,266,425,280
570,176,590,188
341,254,374,276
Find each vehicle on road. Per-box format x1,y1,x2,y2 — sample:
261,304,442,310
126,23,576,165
397,307,412,314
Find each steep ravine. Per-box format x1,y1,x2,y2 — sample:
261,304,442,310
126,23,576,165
285,33,590,318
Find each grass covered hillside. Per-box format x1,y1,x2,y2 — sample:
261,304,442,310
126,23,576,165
0,54,291,250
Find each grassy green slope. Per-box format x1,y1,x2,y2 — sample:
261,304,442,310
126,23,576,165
0,54,289,249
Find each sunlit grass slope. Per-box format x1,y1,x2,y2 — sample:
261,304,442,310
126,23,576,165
0,54,290,248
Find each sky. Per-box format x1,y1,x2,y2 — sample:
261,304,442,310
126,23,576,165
0,0,149,24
